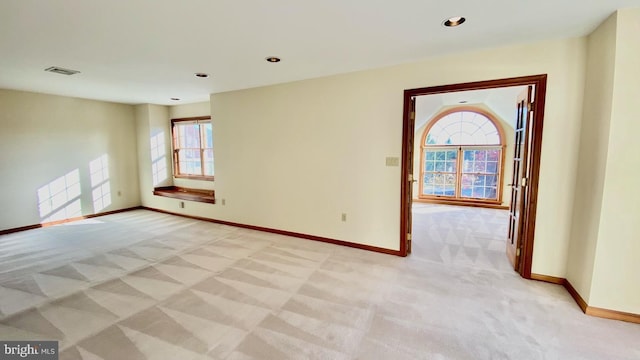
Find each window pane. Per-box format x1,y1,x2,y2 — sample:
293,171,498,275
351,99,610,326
191,161,202,175
461,174,472,186
187,125,200,147
464,150,474,161
182,161,190,175
432,173,455,197
425,161,434,171
423,173,434,186
459,174,499,200
178,161,187,174
203,123,213,148
472,186,485,198
486,161,498,174
423,174,435,195
177,124,201,148
463,161,473,172
486,175,497,186
474,160,486,173
444,173,456,186
435,161,445,172
203,149,214,176
487,149,500,161
425,111,500,145
185,149,200,161
462,148,500,177
180,160,202,175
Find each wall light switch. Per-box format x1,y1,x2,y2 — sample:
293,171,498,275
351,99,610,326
386,157,400,167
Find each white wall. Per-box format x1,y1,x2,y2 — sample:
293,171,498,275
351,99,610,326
0,89,140,230
135,104,172,207
169,101,210,119
201,37,587,274
566,13,617,305
589,8,640,314
566,9,640,315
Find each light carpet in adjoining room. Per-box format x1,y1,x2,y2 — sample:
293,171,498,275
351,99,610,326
0,209,638,359
411,203,512,272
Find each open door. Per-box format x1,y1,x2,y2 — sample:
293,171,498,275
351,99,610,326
404,97,416,254
401,75,546,273
506,86,533,270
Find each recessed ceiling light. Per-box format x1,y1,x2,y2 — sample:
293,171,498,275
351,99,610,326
194,72,209,78
443,16,466,27
170,98,180,101
265,56,281,63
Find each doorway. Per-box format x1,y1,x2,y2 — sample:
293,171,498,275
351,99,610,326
400,75,547,279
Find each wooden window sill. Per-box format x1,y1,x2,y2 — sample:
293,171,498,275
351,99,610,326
173,175,214,181
415,197,508,210
153,186,215,204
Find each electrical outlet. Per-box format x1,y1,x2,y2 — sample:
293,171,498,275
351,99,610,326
179,201,185,209
221,199,226,206
341,213,347,222
117,190,122,196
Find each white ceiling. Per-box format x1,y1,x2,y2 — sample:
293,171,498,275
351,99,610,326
415,86,527,131
1,0,639,105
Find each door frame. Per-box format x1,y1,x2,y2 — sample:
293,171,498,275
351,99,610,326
400,74,547,279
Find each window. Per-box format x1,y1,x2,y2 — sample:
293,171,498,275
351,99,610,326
420,109,504,203
171,116,214,180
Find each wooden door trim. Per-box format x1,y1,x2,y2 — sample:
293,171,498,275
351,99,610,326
520,79,547,278
507,87,531,271
400,74,547,279
400,93,414,256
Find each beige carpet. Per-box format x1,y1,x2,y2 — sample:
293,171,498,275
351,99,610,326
411,203,512,272
0,209,638,359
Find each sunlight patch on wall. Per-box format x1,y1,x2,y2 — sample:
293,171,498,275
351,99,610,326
90,154,112,212
150,132,168,186
37,169,82,222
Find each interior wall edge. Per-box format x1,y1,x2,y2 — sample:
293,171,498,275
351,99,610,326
563,278,640,324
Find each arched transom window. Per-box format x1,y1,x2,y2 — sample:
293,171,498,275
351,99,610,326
420,109,505,202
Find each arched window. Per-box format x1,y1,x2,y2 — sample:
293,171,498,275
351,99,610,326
420,108,505,203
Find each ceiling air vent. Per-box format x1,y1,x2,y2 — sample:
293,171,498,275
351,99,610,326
44,66,80,76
